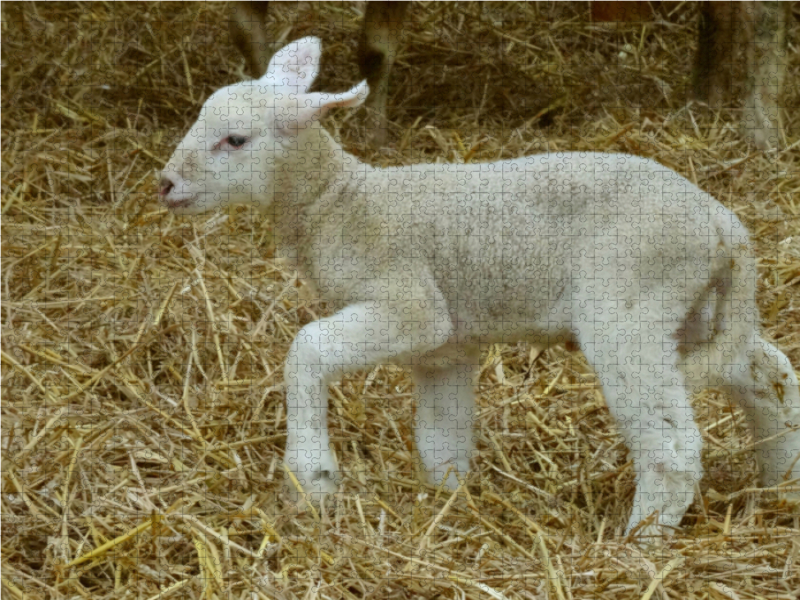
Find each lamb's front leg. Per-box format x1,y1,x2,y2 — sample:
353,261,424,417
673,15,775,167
283,297,452,502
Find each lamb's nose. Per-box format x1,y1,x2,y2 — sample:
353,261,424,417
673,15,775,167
159,177,174,197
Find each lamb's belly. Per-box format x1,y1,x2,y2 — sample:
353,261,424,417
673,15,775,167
434,264,573,345
446,301,574,346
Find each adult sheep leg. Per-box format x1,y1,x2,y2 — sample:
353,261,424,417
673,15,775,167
742,1,790,150
412,345,480,490
229,1,273,78
359,1,410,146
732,338,800,491
283,293,453,502
693,1,737,107
577,318,703,536
693,1,789,150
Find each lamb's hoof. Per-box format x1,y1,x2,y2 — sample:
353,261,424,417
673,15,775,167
626,523,668,544
285,469,341,505
624,514,678,542
429,461,470,492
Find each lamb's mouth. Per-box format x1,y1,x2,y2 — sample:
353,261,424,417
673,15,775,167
162,197,194,210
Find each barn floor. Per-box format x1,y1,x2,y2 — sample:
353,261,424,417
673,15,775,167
2,2,799,599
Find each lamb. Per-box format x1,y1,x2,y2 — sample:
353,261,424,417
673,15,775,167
158,37,800,536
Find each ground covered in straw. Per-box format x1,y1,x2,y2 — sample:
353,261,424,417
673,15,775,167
2,2,799,599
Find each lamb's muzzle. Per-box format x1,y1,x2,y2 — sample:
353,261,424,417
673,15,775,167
159,36,800,537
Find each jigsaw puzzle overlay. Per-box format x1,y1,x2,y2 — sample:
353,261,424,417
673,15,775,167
3,3,799,600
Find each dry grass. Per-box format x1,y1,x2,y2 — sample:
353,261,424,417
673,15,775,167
2,2,800,599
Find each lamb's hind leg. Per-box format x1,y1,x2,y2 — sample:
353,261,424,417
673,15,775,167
732,338,800,492
577,321,703,536
412,345,480,490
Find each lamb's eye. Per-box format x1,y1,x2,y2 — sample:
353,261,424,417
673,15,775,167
226,136,248,149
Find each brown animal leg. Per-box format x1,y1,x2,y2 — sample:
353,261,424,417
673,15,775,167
358,1,410,146
590,1,654,23
230,1,273,78
693,1,737,107
742,1,789,150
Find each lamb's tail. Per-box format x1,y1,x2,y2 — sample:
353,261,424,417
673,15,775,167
677,232,757,389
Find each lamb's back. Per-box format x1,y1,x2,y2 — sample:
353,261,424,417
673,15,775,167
366,152,738,261
357,153,746,328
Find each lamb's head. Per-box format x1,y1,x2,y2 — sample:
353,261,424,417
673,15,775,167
158,37,368,215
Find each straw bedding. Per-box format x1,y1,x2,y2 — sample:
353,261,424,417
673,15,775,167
2,2,799,599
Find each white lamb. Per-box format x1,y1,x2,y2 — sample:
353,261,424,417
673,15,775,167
159,37,800,535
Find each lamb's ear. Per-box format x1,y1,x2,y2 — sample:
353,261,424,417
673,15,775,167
277,81,370,137
303,81,370,119
261,36,322,92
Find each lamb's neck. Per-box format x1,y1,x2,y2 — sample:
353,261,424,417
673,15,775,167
271,130,370,261
277,130,365,205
